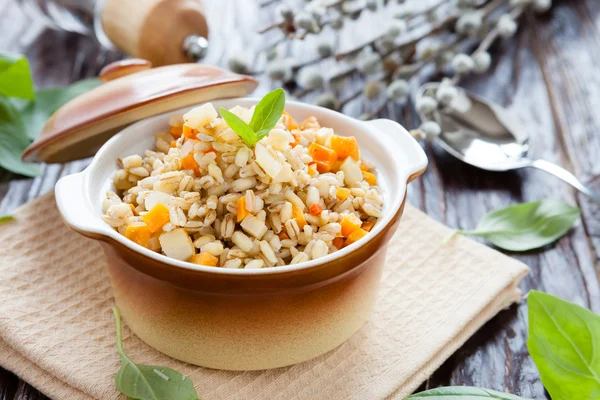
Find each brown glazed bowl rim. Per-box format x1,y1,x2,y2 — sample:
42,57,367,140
55,98,428,276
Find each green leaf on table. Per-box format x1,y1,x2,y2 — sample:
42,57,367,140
220,88,286,148
0,53,34,100
112,307,199,400
0,97,40,177
249,88,286,139
405,386,529,399
456,200,580,252
0,215,14,225
527,291,600,400
16,78,102,140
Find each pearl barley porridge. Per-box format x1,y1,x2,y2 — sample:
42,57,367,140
101,96,383,269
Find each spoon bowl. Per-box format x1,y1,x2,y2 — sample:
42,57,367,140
418,83,600,203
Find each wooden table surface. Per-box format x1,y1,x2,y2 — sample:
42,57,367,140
1,0,599,398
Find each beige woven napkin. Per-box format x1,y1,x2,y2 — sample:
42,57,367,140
0,193,528,400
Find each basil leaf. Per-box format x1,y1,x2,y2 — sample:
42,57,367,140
457,200,580,252
527,291,600,400
17,78,101,140
249,88,286,135
405,386,529,399
0,97,40,177
0,53,34,100
112,307,199,400
0,215,14,224
220,108,257,147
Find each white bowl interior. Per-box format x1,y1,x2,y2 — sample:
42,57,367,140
69,98,426,275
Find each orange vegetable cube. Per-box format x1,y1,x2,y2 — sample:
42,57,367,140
282,110,299,131
292,205,307,229
361,219,376,232
308,143,337,173
329,135,360,160
182,124,198,139
291,131,302,148
332,237,345,250
143,203,171,233
191,252,219,266
314,161,330,173
360,164,370,172
345,228,368,246
169,125,183,138
170,140,177,148
307,163,318,176
363,171,377,186
309,203,323,216
336,187,351,200
341,214,362,237
237,196,250,222
330,160,343,173
125,224,152,248
181,153,200,175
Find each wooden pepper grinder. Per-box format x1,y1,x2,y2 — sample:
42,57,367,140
17,0,209,66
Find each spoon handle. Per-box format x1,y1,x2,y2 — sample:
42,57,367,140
530,159,600,204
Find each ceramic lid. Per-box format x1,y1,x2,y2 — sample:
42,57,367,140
22,60,258,163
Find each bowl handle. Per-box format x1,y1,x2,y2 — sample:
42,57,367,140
363,119,428,182
55,172,109,239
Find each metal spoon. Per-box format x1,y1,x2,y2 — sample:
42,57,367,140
418,83,600,204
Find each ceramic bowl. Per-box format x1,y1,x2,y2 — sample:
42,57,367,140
54,98,428,371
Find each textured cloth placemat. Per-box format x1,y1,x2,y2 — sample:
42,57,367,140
0,193,528,400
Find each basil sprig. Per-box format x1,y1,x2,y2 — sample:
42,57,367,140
527,291,600,400
220,88,285,148
454,200,580,252
405,387,529,399
0,96,40,177
112,307,199,400
0,54,34,100
0,53,101,178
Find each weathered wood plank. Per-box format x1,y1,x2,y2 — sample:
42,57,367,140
0,0,598,399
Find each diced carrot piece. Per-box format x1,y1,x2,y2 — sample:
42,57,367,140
191,252,219,266
237,196,250,222
363,171,377,186
360,164,370,172
278,232,290,240
309,203,323,216
329,135,360,160
307,163,318,176
170,140,177,148
361,219,376,232
345,228,368,246
336,187,351,200
283,110,299,131
290,131,302,148
341,214,362,237
330,160,343,173
181,153,200,175
332,237,345,250
182,124,198,139
169,126,183,138
142,203,171,233
125,224,152,248
308,143,337,173
292,205,307,229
